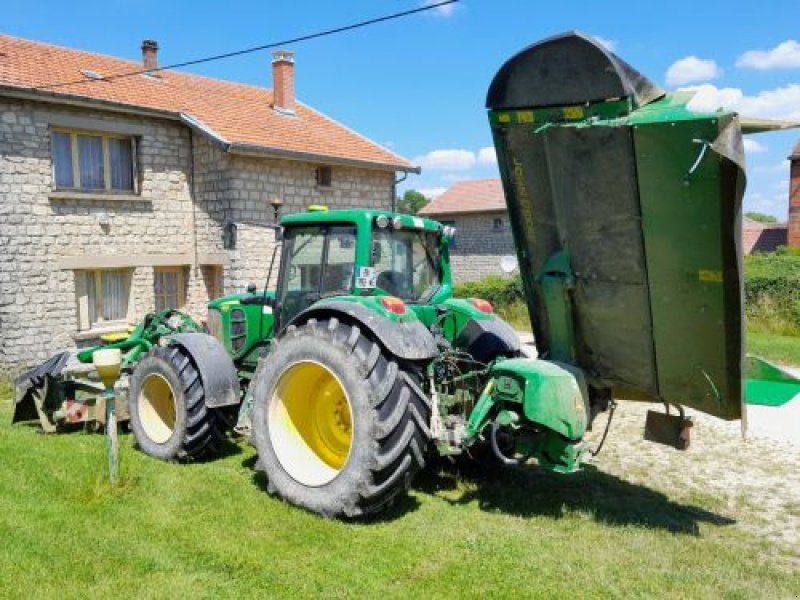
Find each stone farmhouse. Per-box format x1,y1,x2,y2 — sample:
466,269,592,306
419,179,514,283
0,35,417,369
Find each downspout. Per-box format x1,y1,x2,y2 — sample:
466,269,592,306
393,171,409,212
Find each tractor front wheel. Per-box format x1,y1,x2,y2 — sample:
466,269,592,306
128,345,223,461
252,318,431,518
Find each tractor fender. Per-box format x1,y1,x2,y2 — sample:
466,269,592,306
285,301,438,361
168,332,241,408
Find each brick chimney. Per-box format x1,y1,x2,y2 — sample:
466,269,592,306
272,50,295,115
141,39,159,72
789,143,800,248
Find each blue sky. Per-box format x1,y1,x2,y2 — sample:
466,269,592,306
5,0,800,219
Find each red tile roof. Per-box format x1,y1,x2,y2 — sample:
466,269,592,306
419,179,505,215
0,33,415,171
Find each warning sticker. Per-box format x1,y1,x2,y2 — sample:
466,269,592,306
698,270,723,283
357,266,377,289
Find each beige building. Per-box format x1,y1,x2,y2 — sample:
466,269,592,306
0,35,417,369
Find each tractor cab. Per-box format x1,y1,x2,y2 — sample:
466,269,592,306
274,209,454,328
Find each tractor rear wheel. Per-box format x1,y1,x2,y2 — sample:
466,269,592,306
252,318,431,518
128,345,222,461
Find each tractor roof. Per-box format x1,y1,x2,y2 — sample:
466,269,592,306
281,208,443,232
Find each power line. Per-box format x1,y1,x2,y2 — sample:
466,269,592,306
33,0,459,91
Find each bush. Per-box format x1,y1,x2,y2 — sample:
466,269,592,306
744,249,800,335
452,275,525,308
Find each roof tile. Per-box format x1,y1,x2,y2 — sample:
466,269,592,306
418,179,505,215
0,33,413,170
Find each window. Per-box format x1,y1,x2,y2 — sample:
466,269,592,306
154,267,185,311
202,265,224,302
51,129,137,193
371,227,442,302
76,269,132,331
315,166,332,187
277,225,356,325
493,217,504,231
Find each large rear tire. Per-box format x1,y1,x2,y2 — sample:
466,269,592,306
252,318,431,518
128,345,223,461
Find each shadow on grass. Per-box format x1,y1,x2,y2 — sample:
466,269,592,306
414,457,736,535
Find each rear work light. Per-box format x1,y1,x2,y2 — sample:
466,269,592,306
471,298,493,314
380,296,407,315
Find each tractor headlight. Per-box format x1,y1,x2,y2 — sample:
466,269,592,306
375,215,389,229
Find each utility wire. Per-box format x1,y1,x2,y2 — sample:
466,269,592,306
33,0,458,91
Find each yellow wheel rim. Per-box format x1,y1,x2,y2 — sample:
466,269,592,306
138,373,177,444
268,360,353,487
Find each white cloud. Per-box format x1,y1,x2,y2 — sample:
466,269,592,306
477,146,497,166
413,149,476,170
736,40,800,70
682,84,742,113
743,138,768,153
736,84,800,121
591,35,617,52
418,187,447,199
666,56,722,86
422,0,457,16
682,83,800,121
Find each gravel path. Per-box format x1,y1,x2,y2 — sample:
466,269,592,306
515,331,800,559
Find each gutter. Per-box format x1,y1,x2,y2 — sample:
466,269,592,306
227,141,421,174
0,85,180,122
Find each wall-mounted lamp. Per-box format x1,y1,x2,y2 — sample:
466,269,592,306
223,222,238,250
271,197,284,223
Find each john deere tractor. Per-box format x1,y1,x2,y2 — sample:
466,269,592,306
16,32,800,519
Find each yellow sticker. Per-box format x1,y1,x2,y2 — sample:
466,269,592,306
563,106,585,120
516,111,534,124
698,270,723,283
497,113,512,123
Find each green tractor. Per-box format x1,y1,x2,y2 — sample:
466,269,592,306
130,207,573,517
15,32,800,519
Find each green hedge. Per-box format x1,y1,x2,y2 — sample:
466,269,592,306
744,248,800,333
454,249,800,334
452,275,525,307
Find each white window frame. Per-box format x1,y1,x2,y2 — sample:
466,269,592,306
75,268,133,332
51,127,139,194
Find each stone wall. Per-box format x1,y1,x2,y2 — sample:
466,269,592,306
0,97,394,370
434,211,515,283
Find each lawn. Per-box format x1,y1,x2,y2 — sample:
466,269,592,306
1,380,798,599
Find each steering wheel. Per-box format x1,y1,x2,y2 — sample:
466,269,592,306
376,270,407,297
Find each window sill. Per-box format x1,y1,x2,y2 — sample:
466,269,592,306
73,323,131,342
49,191,144,202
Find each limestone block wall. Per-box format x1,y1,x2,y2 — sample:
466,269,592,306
0,98,209,369
211,154,394,295
433,211,516,283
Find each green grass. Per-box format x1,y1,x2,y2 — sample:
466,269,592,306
746,331,800,366
1,380,798,599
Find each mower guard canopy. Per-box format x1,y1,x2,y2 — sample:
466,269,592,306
487,32,751,419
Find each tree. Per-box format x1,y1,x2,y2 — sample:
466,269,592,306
396,189,429,215
745,211,778,224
